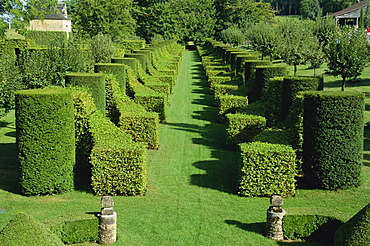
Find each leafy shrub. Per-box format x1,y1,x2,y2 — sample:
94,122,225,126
238,142,297,197
17,43,93,89
90,33,116,63
16,88,75,195
65,73,106,114
0,212,64,246
220,27,246,46
226,113,266,149
73,89,148,196
43,213,98,244
229,51,247,71
334,203,370,246
284,214,343,244
113,48,125,58
264,77,284,126
302,91,364,190
235,55,261,73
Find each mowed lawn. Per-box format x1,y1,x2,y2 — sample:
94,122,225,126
0,50,369,245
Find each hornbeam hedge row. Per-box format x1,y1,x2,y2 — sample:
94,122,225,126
199,39,364,196
15,40,183,195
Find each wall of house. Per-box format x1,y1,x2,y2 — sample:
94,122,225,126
28,19,72,33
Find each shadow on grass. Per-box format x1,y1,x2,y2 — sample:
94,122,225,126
225,220,324,245
0,143,21,194
225,220,265,234
187,51,240,194
364,129,370,167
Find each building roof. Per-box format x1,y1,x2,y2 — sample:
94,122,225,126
330,0,370,17
33,2,70,20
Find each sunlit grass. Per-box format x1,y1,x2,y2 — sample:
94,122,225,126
0,51,369,245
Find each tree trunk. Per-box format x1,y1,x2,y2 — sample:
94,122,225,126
341,77,346,91
294,65,297,77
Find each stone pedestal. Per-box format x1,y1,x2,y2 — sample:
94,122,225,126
99,212,117,244
266,195,285,241
266,207,286,241
98,196,117,244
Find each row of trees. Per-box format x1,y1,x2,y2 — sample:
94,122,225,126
264,0,359,16
0,0,270,42
246,17,369,90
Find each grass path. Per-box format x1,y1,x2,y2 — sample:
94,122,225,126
0,50,370,245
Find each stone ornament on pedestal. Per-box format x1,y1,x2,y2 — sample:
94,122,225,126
266,195,286,241
99,196,117,244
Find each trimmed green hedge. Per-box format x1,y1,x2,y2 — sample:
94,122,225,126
120,40,145,53
95,63,126,95
43,213,98,244
218,95,249,122
212,84,239,105
112,58,137,76
208,75,232,88
124,64,167,122
105,74,159,149
236,55,261,73
65,72,106,114
302,91,364,190
253,128,293,146
230,52,248,72
126,53,147,72
281,76,324,120
237,100,267,117
16,88,75,195
264,77,284,126
23,30,69,46
250,65,287,103
226,113,266,150
0,212,64,246
73,89,148,195
238,142,297,197
244,60,272,86
334,203,370,246
284,214,343,244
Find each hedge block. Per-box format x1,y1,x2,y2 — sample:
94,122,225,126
95,63,126,95
65,72,106,114
16,88,75,195
284,214,343,244
226,113,266,149
302,91,364,190
334,203,370,246
43,213,98,244
238,142,297,197
0,212,64,246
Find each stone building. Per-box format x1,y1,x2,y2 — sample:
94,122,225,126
27,2,72,33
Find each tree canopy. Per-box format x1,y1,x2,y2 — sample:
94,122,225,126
325,28,369,91
68,0,136,41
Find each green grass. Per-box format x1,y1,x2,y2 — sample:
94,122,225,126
0,51,369,245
